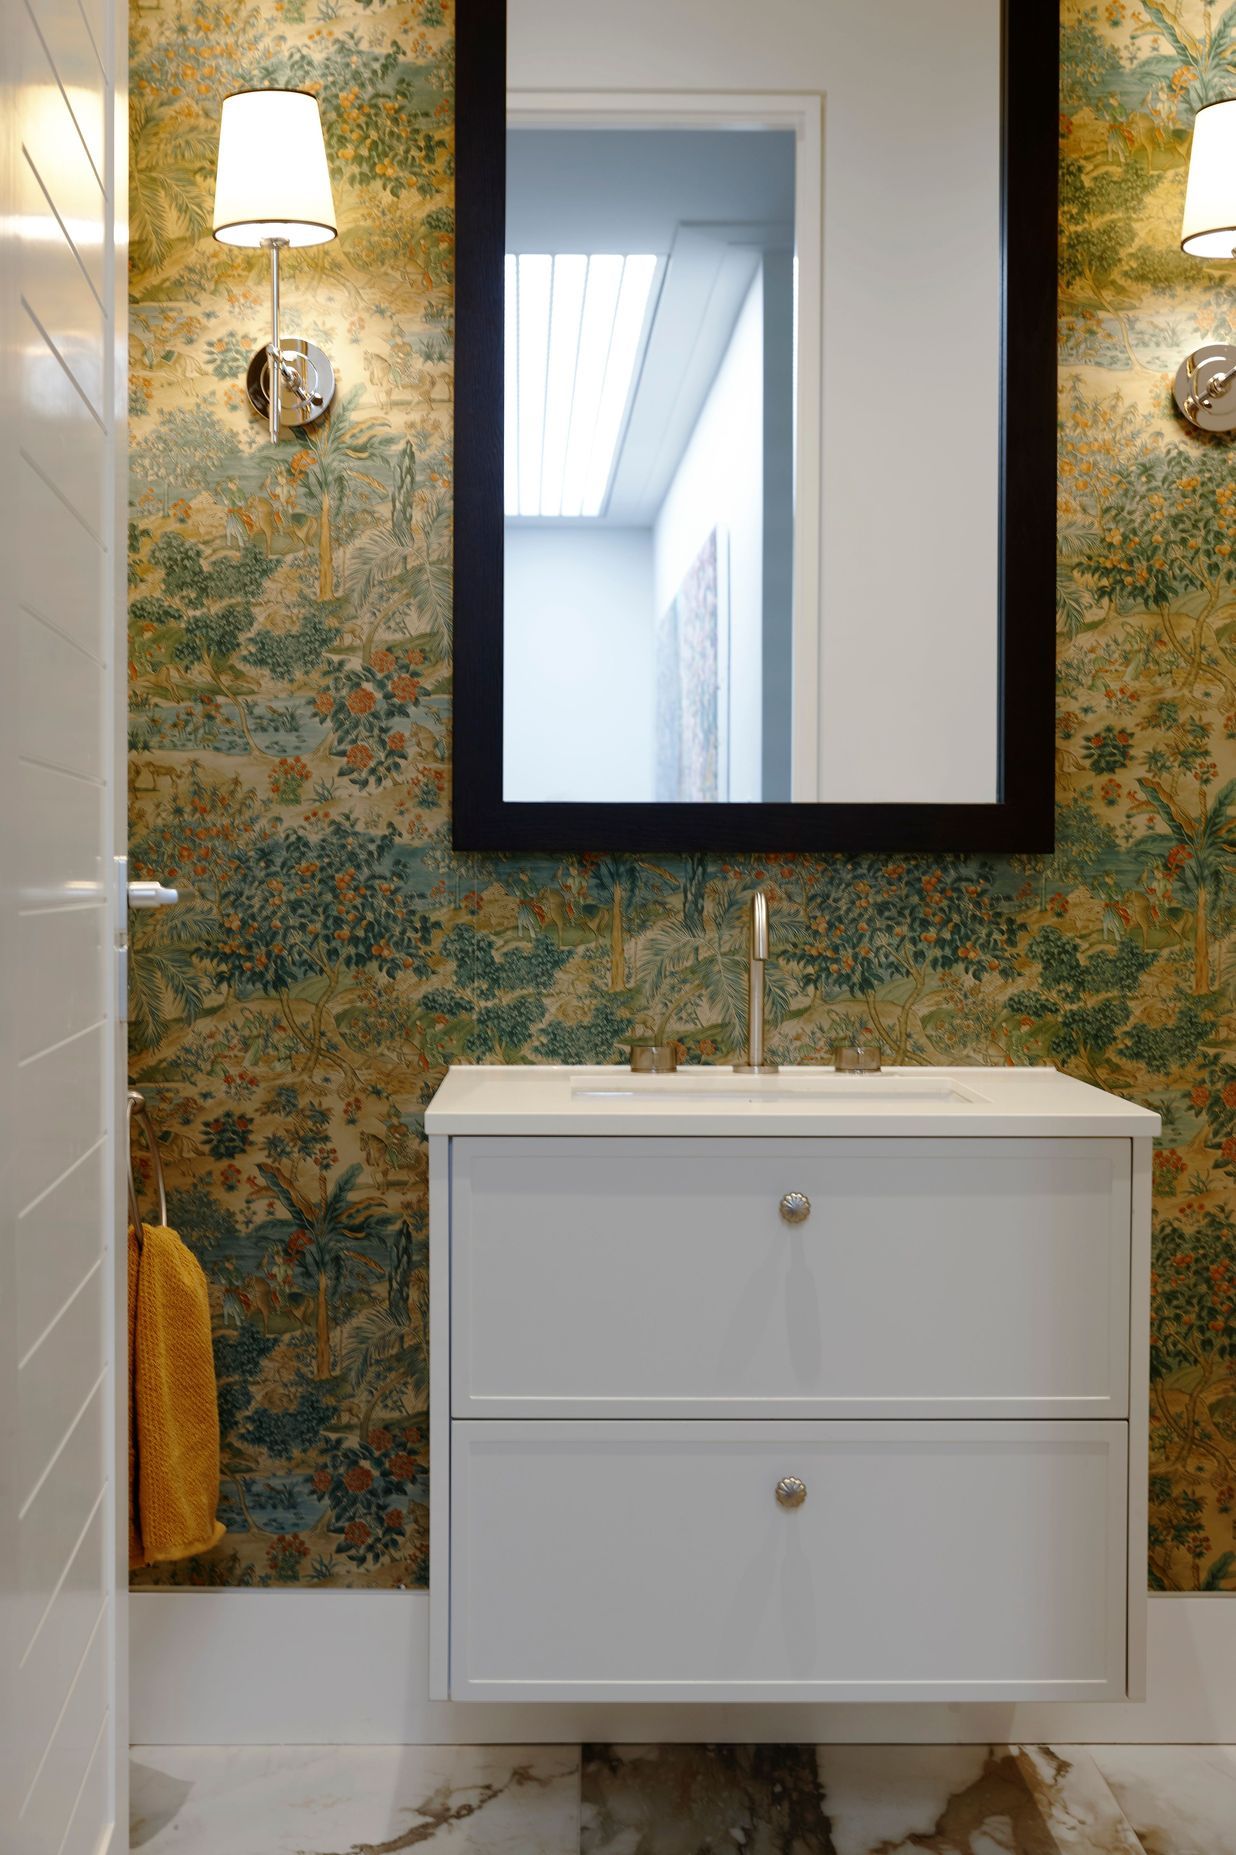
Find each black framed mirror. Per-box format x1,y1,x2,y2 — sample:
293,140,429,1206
454,0,1058,853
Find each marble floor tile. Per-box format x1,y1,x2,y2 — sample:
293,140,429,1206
130,1744,581,1855
1011,1746,1145,1855
817,1744,1065,1855
129,1741,1236,1855
1085,1744,1236,1855
581,1743,1150,1855
580,1743,832,1855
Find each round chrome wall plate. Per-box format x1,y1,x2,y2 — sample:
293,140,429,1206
245,339,335,435
1174,343,1236,432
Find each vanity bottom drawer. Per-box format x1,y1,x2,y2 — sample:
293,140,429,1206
449,1419,1129,1703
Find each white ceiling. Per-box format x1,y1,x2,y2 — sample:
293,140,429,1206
506,127,795,252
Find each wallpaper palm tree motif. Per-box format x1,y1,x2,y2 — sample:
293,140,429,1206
129,0,1235,1592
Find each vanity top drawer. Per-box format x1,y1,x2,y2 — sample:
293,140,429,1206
449,1136,1130,1418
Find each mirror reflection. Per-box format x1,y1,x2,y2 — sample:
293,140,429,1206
503,125,796,804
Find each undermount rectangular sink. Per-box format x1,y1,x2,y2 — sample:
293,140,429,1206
569,1070,986,1104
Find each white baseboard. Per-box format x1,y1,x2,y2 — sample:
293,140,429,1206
129,1591,1236,1745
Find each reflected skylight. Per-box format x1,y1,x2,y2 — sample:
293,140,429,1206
505,251,657,518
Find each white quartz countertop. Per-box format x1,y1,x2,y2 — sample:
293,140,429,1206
424,1064,1161,1138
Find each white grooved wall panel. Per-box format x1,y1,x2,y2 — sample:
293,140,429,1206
1,0,127,1848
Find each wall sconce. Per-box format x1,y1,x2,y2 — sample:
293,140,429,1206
212,88,338,443
1176,98,1236,431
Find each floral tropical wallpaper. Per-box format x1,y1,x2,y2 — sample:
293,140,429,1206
129,0,1236,1593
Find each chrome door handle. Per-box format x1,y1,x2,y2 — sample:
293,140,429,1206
127,880,179,909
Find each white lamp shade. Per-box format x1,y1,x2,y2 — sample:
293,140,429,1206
213,89,337,248
1182,98,1236,257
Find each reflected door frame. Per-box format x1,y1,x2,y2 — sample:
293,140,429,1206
507,89,823,803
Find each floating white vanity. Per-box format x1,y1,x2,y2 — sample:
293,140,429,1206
426,1065,1159,1705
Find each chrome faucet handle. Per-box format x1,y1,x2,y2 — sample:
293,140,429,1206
833,1040,882,1074
629,1041,678,1074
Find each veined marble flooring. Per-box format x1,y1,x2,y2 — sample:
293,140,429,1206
129,1741,1236,1855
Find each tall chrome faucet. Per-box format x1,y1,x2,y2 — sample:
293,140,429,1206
736,890,778,1073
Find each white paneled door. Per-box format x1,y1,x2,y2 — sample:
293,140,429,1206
1,0,127,1849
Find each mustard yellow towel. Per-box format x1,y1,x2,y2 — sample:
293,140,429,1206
129,1222,226,1568
128,1225,142,1566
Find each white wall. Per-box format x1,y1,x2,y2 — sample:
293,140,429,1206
509,0,1002,805
131,1591,1236,1746
504,526,655,801
654,270,764,802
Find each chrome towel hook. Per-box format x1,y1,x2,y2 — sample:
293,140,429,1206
127,1091,168,1238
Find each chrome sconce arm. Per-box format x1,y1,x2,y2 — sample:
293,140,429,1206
1175,343,1236,433
252,235,335,444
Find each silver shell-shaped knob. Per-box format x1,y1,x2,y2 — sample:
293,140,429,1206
776,1476,807,1509
779,1191,811,1225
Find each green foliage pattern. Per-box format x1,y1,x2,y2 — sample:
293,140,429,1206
129,0,1235,1590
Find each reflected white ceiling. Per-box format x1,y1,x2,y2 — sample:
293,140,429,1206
506,128,795,525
